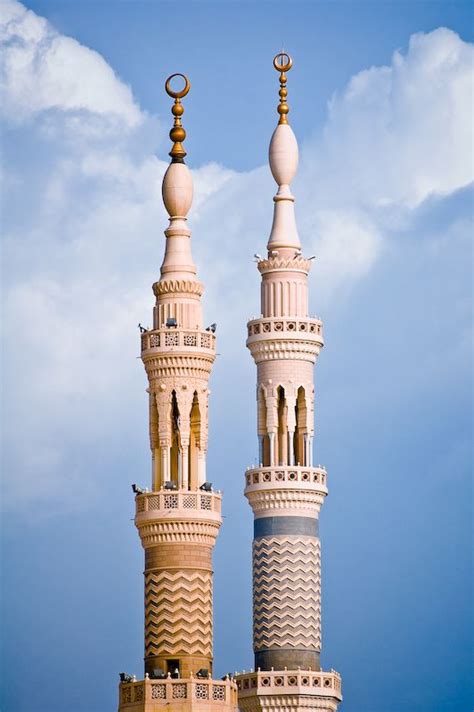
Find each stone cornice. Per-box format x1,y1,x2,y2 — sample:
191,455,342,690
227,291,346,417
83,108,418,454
136,519,222,547
143,354,215,380
257,256,312,274
247,339,322,364
245,488,326,518
152,279,205,297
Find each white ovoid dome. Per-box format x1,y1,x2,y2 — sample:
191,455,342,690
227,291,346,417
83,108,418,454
269,123,299,188
162,162,194,219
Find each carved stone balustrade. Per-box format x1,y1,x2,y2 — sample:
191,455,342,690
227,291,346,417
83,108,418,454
244,466,328,518
136,490,222,516
119,676,238,711
135,490,223,548
235,669,342,705
245,465,327,489
247,316,323,343
141,328,216,355
246,317,323,364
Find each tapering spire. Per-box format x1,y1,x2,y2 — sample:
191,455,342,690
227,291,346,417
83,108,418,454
160,73,196,280
267,53,300,255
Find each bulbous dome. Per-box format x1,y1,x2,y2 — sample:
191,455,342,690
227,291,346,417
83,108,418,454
162,162,193,218
269,123,299,187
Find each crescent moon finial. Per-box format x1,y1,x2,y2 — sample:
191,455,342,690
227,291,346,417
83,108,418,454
273,52,293,125
164,73,191,162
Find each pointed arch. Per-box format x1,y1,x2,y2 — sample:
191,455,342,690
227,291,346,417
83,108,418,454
149,392,160,488
294,386,307,466
189,390,201,489
277,385,288,466
170,389,181,485
257,386,271,467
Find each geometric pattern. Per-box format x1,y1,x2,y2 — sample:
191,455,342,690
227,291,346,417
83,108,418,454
253,536,321,651
144,570,212,657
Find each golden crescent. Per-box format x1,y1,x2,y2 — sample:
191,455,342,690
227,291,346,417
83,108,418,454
165,73,191,99
273,52,293,73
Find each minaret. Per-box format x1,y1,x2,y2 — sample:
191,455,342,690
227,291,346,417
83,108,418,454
118,74,238,712
236,54,342,712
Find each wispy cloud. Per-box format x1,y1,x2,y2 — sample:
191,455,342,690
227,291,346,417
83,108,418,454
0,0,142,129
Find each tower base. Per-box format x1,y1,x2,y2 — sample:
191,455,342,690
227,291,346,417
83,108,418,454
236,669,342,712
118,676,238,712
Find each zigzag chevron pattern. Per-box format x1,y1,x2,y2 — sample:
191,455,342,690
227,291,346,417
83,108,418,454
253,536,321,650
144,570,212,657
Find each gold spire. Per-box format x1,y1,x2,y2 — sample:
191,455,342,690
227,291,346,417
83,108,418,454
273,52,293,124
165,73,191,163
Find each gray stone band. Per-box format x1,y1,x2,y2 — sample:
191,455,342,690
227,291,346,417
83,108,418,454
254,516,319,538
255,648,321,672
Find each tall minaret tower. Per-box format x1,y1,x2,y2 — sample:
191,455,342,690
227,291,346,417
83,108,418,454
118,75,238,712
236,54,342,712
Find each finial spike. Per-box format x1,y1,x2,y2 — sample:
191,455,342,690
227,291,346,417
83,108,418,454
165,73,191,162
273,52,293,124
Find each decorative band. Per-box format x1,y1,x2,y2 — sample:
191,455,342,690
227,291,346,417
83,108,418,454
254,515,318,539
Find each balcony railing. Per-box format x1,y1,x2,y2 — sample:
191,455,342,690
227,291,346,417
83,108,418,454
247,316,323,340
235,669,342,700
136,490,222,516
120,676,238,708
245,465,327,489
141,328,216,353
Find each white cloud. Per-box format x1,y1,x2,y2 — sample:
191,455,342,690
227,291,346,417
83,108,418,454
0,0,142,129
304,27,473,209
1,6,472,509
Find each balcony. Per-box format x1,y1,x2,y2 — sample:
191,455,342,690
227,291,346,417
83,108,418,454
235,669,342,702
135,490,222,516
141,328,216,355
119,676,238,710
246,316,323,343
246,317,324,364
243,466,328,518
244,465,327,491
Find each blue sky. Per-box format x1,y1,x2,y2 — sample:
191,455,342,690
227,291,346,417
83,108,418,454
1,2,472,712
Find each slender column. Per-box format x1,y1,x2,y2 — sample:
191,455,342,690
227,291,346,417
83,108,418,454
197,449,206,486
160,440,170,483
181,440,189,489
288,431,294,465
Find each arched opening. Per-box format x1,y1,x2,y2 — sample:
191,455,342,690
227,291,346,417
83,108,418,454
294,386,307,466
277,386,287,465
189,391,201,489
258,387,270,467
170,390,180,485
149,393,160,488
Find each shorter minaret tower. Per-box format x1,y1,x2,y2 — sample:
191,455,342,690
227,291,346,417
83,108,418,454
236,54,342,712
118,74,238,712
